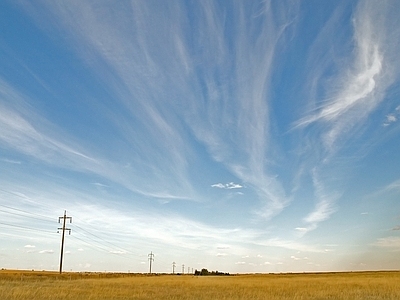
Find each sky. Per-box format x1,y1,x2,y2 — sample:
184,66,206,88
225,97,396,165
1,0,400,274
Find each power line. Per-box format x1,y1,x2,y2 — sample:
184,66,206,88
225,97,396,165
68,232,134,260
0,221,54,234
0,203,178,273
0,205,135,258
0,208,54,224
0,203,54,222
68,234,131,260
72,223,132,255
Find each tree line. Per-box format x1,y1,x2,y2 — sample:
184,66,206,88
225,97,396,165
194,268,230,276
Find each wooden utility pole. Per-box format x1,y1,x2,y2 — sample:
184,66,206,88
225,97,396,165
148,251,154,274
58,210,72,274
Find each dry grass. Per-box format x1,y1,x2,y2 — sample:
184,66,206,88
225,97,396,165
1,270,399,299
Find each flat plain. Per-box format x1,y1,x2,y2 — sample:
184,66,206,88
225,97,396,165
1,270,399,299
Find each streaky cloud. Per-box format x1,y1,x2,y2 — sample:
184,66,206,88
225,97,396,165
295,0,400,154
373,236,400,249
296,169,338,236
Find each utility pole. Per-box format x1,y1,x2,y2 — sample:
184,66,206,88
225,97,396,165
58,210,72,274
148,251,154,274
182,264,185,274
172,262,176,274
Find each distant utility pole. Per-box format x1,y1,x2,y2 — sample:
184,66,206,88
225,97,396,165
148,251,154,274
182,264,185,274
172,262,176,274
188,266,190,274
58,210,72,274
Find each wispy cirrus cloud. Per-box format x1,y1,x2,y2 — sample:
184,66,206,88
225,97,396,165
296,169,338,236
0,79,98,167
15,0,200,201
296,0,400,153
290,0,400,236
0,77,195,201
1,158,22,164
182,1,298,219
20,1,298,217
381,179,400,193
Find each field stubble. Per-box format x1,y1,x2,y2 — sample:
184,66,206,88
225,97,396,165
0,270,399,299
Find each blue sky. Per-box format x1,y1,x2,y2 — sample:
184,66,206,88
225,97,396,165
1,0,400,273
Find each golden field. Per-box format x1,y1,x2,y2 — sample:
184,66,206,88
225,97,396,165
1,270,399,299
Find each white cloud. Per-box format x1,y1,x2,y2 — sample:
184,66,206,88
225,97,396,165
295,0,400,155
211,183,225,189
297,170,338,236
304,199,336,224
216,246,230,250
109,250,126,254
373,236,400,248
384,179,400,192
257,238,324,253
24,245,35,248
91,182,109,187
39,250,54,254
383,109,400,126
211,182,243,189
386,114,397,123
1,158,21,164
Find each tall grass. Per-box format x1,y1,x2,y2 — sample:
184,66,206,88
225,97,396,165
1,270,399,299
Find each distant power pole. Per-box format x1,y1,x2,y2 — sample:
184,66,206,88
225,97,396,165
58,210,72,274
148,251,154,274
172,262,176,274
182,264,185,274
188,266,190,274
